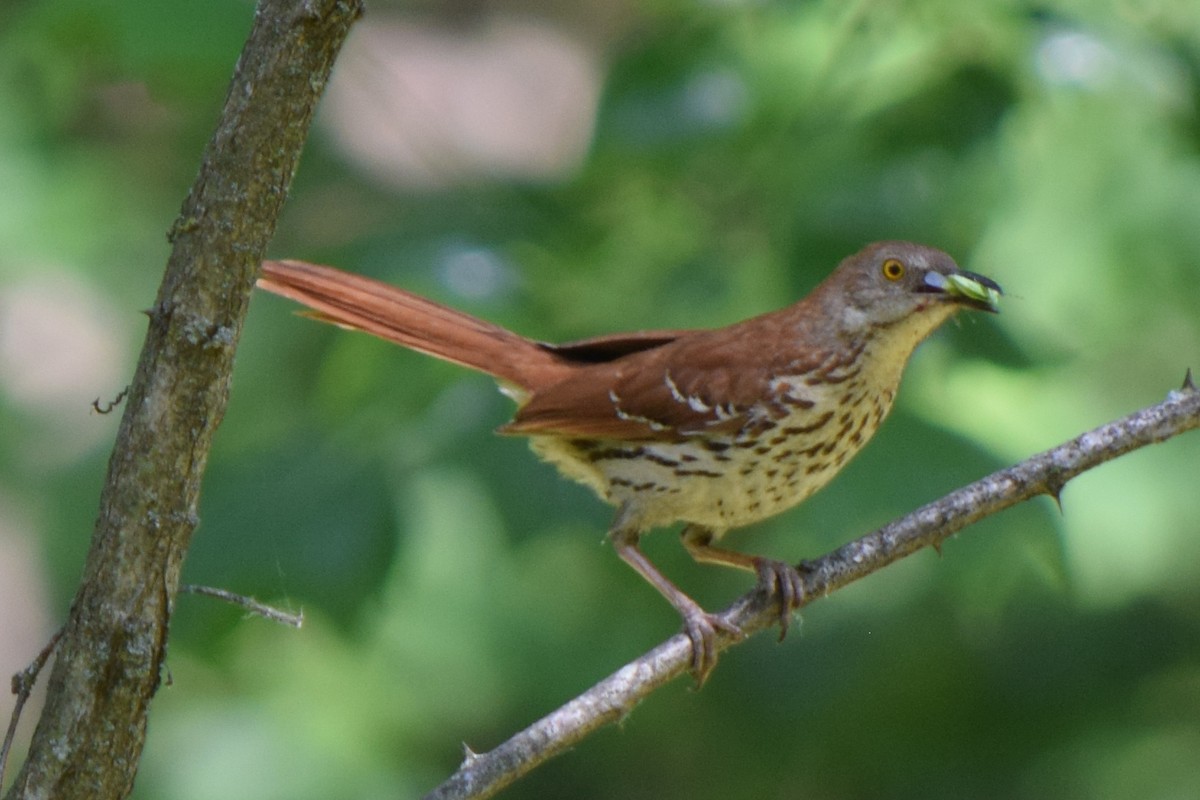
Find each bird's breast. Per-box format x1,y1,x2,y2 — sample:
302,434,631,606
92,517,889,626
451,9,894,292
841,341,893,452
526,363,899,533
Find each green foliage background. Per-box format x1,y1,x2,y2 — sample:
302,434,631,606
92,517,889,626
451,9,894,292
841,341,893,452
2,0,1199,797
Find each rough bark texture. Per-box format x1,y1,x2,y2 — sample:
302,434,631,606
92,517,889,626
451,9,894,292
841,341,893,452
4,1,362,797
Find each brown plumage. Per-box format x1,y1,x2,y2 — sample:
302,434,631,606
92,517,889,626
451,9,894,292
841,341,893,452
258,241,1000,683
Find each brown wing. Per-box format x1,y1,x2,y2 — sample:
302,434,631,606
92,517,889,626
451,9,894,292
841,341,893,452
503,312,833,440
539,330,690,363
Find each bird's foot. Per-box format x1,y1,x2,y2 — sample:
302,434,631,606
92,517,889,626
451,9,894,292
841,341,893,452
752,558,806,641
680,606,744,687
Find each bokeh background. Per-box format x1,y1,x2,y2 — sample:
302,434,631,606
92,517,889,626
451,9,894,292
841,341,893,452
3,0,1200,797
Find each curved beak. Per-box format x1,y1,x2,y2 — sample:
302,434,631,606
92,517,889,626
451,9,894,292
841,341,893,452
920,269,1002,313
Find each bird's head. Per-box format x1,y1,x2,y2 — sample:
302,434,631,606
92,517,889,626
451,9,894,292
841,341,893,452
824,241,1001,338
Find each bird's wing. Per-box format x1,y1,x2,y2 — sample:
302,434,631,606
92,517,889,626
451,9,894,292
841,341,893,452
503,317,837,441
539,330,691,363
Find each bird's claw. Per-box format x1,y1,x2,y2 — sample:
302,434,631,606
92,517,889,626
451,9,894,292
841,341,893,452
753,558,806,641
681,608,744,687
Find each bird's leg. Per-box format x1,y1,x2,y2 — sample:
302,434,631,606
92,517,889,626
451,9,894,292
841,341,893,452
608,516,743,686
680,525,805,641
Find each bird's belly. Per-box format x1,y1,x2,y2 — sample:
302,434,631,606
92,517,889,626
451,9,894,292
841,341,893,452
528,400,887,530
596,441,836,529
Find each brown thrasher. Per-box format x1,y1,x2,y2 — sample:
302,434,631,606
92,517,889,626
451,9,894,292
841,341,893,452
258,241,1000,683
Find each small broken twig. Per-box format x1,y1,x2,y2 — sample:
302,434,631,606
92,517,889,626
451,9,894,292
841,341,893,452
1,628,64,790
180,584,304,629
91,387,129,414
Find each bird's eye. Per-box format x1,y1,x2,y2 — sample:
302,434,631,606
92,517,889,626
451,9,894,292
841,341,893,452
881,258,905,281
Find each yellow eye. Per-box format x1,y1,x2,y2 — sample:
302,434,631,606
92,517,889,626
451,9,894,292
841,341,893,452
881,258,905,281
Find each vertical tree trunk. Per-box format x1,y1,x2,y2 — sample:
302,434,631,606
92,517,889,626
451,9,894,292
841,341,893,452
4,1,362,796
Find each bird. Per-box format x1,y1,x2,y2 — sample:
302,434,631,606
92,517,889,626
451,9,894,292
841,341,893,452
257,241,1001,683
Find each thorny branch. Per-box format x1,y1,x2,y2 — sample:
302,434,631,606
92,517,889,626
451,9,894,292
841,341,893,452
424,376,1200,800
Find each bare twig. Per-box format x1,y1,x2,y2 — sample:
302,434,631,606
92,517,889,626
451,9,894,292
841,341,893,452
180,585,304,628
0,631,63,792
424,379,1200,800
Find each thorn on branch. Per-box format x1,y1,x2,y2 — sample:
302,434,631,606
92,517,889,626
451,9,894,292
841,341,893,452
1183,368,1196,392
92,387,130,414
141,300,173,325
1041,465,1067,514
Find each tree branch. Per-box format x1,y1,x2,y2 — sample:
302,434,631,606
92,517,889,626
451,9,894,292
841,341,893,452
3,2,361,797
424,377,1200,800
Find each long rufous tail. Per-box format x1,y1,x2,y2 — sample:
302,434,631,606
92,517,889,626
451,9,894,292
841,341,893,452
258,260,572,393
